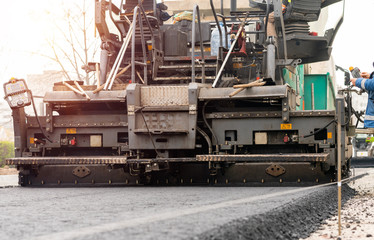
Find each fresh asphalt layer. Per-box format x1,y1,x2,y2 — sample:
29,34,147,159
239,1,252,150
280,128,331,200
0,178,357,240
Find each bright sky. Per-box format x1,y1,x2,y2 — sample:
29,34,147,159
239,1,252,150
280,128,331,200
328,0,374,86
1,0,373,91
0,0,98,90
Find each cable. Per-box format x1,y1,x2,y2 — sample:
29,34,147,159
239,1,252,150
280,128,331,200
196,126,212,154
202,101,219,152
342,91,352,127
30,92,53,143
138,108,160,158
301,119,337,138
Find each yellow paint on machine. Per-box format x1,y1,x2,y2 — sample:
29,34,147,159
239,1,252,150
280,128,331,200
280,124,292,130
30,138,34,144
66,128,77,134
327,132,332,139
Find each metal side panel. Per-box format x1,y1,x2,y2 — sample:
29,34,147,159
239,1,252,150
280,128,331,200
127,83,198,150
198,85,290,100
211,115,336,145
18,165,137,187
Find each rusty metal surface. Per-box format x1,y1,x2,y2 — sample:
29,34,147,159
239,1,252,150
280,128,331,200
196,153,329,162
6,156,127,165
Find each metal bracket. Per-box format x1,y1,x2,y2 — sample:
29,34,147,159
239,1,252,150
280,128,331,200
45,103,53,133
145,163,160,173
273,0,288,60
265,164,286,177
152,49,164,80
276,59,302,68
282,97,290,123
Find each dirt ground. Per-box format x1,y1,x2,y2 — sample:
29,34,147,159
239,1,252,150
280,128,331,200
0,166,18,175
304,169,374,240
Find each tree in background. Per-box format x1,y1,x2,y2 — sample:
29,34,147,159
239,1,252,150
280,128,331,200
37,0,100,85
0,141,14,167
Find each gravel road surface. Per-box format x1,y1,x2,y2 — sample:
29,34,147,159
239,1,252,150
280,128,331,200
305,168,374,239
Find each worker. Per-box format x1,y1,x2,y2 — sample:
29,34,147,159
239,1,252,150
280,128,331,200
351,71,374,128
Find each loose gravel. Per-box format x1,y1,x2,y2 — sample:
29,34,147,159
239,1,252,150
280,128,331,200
305,169,374,239
195,185,355,240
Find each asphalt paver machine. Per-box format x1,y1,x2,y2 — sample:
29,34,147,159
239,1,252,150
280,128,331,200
4,0,353,186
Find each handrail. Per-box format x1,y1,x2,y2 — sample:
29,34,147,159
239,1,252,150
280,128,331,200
131,7,144,84
130,1,159,85
138,4,157,49
191,5,206,83
216,13,228,48
212,14,248,88
264,0,270,40
120,0,124,14
209,0,223,49
146,15,163,50
138,8,148,84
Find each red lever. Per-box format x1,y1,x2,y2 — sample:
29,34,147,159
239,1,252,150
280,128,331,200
70,137,77,146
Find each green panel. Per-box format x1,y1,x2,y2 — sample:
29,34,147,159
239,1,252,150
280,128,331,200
304,73,335,110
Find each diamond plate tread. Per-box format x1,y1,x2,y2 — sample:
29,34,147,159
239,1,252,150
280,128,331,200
140,86,189,106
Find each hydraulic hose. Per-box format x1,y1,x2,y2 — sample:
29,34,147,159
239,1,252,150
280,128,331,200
30,92,53,143
301,119,337,138
202,101,219,152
